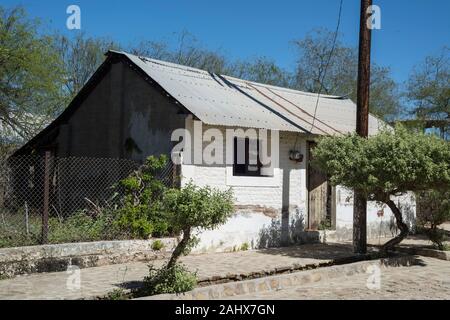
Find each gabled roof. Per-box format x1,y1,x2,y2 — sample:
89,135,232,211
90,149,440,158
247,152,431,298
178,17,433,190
14,50,386,155
114,50,384,136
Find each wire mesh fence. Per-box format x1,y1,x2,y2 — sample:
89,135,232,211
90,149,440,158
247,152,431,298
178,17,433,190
0,154,175,248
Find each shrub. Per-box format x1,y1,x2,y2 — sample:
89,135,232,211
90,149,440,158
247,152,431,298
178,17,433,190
318,218,332,231
240,242,249,251
138,263,197,296
46,210,122,244
101,288,130,300
0,211,41,248
151,239,164,251
417,190,450,250
163,182,234,268
113,205,154,239
114,155,170,238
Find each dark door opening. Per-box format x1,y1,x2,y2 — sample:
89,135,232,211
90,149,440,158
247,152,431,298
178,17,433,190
307,141,336,230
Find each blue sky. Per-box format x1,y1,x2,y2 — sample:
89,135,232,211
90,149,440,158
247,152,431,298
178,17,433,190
3,0,450,84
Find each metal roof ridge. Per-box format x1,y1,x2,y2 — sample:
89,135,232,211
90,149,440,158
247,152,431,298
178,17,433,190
112,50,353,102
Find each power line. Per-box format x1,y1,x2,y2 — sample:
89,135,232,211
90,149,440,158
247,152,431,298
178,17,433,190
310,0,344,133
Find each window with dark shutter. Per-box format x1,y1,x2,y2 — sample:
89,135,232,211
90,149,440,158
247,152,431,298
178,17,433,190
233,137,263,176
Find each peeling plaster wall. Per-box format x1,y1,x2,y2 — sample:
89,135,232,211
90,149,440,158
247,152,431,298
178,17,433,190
181,118,309,252
331,187,417,242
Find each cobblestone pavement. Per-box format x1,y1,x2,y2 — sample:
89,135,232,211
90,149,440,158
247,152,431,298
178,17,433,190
228,256,450,300
345,233,449,249
0,243,355,300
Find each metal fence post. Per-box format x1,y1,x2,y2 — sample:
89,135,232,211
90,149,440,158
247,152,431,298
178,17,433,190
41,151,50,244
172,163,181,188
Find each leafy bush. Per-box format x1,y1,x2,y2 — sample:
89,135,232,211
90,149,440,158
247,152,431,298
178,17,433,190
114,155,170,238
318,218,332,230
101,288,130,300
0,210,122,248
151,239,164,251
240,242,249,251
138,263,197,296
163,182,234,268
48,211,118,244
417,190,450,250
0,211,41,248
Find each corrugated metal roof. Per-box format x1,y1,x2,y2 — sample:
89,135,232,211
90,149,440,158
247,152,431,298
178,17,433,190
117,51,385,135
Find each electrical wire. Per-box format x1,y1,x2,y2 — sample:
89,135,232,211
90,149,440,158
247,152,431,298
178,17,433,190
310,0,344,133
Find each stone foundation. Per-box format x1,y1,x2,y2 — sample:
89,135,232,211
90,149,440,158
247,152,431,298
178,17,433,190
0,238,176,278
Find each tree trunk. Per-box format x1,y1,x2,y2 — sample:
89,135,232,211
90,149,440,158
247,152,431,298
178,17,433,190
381,199,409,251
167,227,191,269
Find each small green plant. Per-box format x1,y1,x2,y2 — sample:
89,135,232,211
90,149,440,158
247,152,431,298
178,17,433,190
137,263,197,296
151,239,164,251
240,242,249,251
101,288,130,300
317,218,332,231
0,274,11,281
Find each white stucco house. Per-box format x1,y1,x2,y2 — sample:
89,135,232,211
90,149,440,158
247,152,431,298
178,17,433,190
15,51,416,252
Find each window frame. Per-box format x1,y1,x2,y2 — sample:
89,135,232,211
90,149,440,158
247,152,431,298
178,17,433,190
232,137,265,177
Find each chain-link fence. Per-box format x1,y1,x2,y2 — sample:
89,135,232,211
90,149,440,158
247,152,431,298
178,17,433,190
0,154,175,248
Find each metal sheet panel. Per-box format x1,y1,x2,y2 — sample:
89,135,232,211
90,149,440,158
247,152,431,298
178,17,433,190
123,52,385,135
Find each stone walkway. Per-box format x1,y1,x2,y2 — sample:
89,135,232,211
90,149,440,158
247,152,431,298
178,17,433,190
229,256,450,300
0,243,355,300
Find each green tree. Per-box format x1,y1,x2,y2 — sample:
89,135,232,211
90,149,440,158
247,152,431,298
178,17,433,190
312,125,450,250
234,57,292,87
292,28,400,121
163,182,234,268
416,190,450,250
0,6,66,140
406,47,449,139
55,32,120,99
137,179,234,297
130,32,291,87
130,32,231,74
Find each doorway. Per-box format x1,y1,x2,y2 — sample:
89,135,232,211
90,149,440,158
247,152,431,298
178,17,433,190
307,141,336,230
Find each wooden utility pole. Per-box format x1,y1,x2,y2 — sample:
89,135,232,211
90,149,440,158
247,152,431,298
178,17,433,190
353,0,373,254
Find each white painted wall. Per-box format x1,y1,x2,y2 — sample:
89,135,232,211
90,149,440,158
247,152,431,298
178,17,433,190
180,117,306,210
332,187,416,242
178,118,416,252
